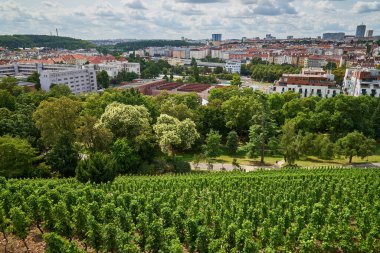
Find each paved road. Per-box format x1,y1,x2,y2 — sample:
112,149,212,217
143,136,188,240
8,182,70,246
191,162,282,172
191,161,380,171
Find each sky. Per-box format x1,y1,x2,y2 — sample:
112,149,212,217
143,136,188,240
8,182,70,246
0,0,380,40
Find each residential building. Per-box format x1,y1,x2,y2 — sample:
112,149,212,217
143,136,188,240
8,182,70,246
40,68,97,95
271,68,341,98
225,61,241,74
323,33,345,41
356,24,366,38
172,48,190,59
304,57,328,68
211,49,222,59
190,49,209,60
343,68,380,97
212,34,222,42
96,62,140,78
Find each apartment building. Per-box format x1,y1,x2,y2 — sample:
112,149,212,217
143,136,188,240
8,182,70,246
272,68,341,98
304,57,328,68
343,68,380,97
225,61,241,74
40,68,97,95
0,63,77,77
96,62,140,78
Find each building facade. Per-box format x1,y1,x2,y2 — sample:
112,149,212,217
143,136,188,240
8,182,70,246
271,68,341,98
343,68,380,97
96,62,140,78
40,68,97,95
323,33,345,41
225,61,241,74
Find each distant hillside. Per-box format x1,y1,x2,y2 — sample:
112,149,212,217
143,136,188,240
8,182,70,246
114,40,203,51
0,35,95,50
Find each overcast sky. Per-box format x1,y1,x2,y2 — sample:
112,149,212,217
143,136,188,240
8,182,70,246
1,0,379,40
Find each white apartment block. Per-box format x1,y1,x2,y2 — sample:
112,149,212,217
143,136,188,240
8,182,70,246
96,62,140,78
0,63,77,77
304,58,328,68
271,68,342,98
343,68,380,97
273,83,342,98
274,55,292,65
40,68,97,95
225,61,241,74
189,49,210,60
211,49,222,59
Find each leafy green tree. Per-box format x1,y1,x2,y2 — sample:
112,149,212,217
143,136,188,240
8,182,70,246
0,90,16,110
226,131,239,155
0,76,17,93
280,121,303,165
0,136,37,178
222,95,256,136
33,96,82,147
76,153,117,183
26,71,41,90
111,138,141,174
203,130,222,158
313,134,335,159
96,70,110,89
46,135,79,177
153,114,199,156
230,74,242,87
10,207,30,251
116,70,139,84
246,97,278,163
213,66,224,74
48,84,73,97
98,102,153,147
76,115,113,152
335,131,376,163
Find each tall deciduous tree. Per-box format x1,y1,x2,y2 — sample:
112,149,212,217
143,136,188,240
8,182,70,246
280,121,303,165
226,131,239,155
76,115,113,152
0,90,16,110
230,74,242,87
96,70,110,89
33,97,82,147
222,95,256,137
26,71,41,90
335,131,376,163
153,114,199,156
203,130,222,158
247,97,278,163
46,135,79,177
98,102,153,148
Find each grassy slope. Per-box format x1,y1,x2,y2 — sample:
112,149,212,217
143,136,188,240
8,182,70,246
177,144,380,167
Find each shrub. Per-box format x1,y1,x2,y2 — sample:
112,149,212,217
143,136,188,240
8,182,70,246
76,153,116,183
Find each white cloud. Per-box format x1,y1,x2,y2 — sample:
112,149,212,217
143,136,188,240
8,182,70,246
0,0,378,40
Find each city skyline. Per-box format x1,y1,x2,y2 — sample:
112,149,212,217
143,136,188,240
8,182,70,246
0,0,380,40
